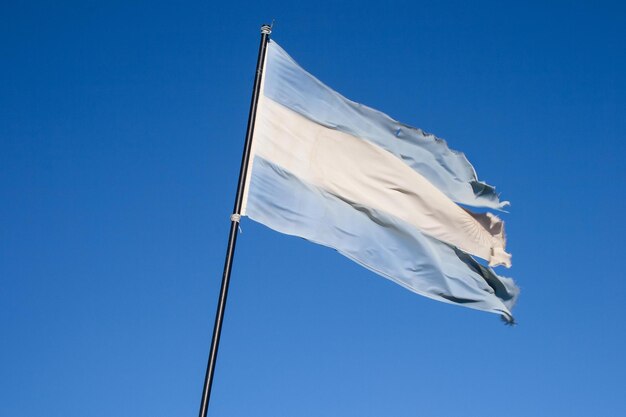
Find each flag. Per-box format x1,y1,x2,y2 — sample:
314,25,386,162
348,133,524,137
241,40,519,323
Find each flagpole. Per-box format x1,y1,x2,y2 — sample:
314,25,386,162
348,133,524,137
197,24,272,417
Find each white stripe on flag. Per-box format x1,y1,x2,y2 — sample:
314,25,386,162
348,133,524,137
247,96,511,267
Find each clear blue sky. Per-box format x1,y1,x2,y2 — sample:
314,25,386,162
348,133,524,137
2,1,625,416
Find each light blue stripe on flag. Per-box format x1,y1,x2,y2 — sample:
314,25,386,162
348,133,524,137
245,156,518,322
264,40,507,210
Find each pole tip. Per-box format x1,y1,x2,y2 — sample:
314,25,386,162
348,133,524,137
261,24,272,35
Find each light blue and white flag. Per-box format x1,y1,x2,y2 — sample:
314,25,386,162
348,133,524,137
241,40,519,322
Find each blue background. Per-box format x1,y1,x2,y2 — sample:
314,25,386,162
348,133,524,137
2,1,624,416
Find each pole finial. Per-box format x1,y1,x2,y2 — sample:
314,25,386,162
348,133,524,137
261,24,272,35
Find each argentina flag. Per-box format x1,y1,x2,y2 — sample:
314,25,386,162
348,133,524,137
240,40,519,323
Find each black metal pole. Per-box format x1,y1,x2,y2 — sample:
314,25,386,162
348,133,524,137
197,24,271,417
